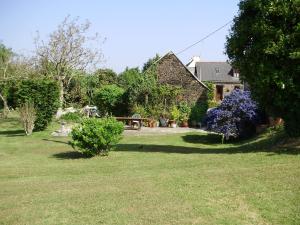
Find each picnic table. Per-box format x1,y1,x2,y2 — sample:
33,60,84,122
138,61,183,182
115,117,150,130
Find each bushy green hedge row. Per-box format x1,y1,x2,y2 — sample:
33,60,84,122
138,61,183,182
17,79,60,131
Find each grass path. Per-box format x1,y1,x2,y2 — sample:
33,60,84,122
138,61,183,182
0,115,299,225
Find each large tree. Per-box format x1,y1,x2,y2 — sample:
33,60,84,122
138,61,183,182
35,16,104,108
226,0,300,136
0,43,13,117
0,44,33,117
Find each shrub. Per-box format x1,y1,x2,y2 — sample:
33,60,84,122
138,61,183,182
70,117,124,156
178,102,191,122
60,112,82,123
190,103,208,124
132,104,148,117
204,81,214,102
19,102,36,135
170,105,180,121
206,89,257,142
94,84,125,116
17,79,60,131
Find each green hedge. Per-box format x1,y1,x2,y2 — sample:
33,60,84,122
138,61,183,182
17,79,60,131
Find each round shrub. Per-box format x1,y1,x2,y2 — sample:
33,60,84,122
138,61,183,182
17,79,60,131
70,117,124,156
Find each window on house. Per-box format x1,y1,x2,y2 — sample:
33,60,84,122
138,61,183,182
215,67,220,74
233,69,239,78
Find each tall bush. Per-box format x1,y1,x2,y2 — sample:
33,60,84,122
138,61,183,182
178,102,191,122
206,89,257,142
70,117,124,156
94,84,125,116
17,79,60,131
19,102,36,135
190,103,208,124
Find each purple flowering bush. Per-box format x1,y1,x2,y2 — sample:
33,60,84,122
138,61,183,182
206,89,257,142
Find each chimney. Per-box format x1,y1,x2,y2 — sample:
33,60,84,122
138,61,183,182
187,56,201,68
186,56,201,77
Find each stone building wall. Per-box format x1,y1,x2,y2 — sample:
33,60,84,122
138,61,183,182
156,52,207,104
215,83,244,101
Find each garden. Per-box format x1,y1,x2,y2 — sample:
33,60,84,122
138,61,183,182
0,112,299,225
1,1,300,223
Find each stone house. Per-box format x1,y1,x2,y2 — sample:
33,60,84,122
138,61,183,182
187,56,243,101
154,52,208,104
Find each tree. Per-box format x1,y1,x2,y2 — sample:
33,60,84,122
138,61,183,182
118,67,141,89
35,16,104,108
94,84,125,116
226,0,300,136
0,43,13,117
94,68,117,85
142,54,160,72
206,89,257,142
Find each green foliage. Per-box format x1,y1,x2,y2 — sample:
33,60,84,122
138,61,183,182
147,104,164,119
0,43,13,75
17,79,60,131
142,54,160,72
64,72,89,107
170,105,180,121
70,117,124,156
226,0,300,137
118,67,141,89
94,68,117,85
132,104,148,118
178,102,191,121
204,81,214,101
208,100,219,109
190,103,208,123
60,112,82,123
94,84,125,116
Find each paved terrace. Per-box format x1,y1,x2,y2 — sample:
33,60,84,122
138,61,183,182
123,127,207,136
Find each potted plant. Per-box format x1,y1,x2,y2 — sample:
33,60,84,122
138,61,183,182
169,105,180,128
180,114,189,127
178,102,191,127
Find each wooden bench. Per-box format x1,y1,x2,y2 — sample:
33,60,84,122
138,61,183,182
115,117,150,130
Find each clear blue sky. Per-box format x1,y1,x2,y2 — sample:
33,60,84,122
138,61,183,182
0,0,240,73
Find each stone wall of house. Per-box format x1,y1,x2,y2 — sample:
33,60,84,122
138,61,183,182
156,53,207,104
214,83,244,101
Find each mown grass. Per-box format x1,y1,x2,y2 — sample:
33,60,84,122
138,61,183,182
0,114,299,225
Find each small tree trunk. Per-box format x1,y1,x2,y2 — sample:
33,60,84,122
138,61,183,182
0,92,9,118
59,80,64,108
145,93,149,106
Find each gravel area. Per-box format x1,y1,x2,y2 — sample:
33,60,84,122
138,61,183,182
123,127,207,136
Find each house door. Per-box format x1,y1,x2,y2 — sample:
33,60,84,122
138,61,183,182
216,85,223,101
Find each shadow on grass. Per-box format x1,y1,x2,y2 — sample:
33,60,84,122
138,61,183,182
116,133,300,155
42,138,69,145
52,151,92,160
182,133,221,145
0,129,25,137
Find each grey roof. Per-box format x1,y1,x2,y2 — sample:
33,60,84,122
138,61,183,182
194,62,241,84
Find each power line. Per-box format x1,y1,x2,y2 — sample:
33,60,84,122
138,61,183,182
175,20,233,55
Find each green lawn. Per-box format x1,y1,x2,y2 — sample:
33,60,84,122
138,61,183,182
0,115,299,225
